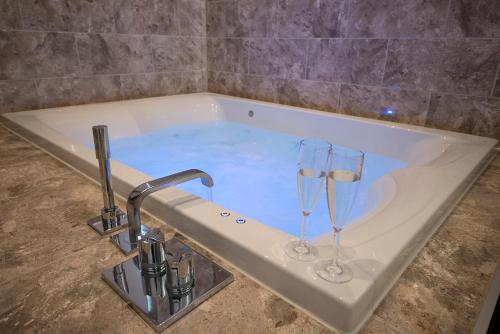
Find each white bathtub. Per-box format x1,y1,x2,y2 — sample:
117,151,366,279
1,93,497,333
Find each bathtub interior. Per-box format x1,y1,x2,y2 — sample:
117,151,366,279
32,94,449,166
26,94,447,239
107,119,407,238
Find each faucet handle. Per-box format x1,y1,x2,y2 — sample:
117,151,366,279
166,247,194,296
138,228,168,275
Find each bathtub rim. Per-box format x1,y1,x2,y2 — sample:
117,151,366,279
1,92,497,333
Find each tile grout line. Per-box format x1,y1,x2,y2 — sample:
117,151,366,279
2,27,500,41
443,0,453,36
74,32,83,78
16,0,24,30
32,78,42,109
423,89,433,126
304,37,310,81
381,39,391,86
0,28,204,39
0,70,204,82
337,82,342,111
489,61,500,97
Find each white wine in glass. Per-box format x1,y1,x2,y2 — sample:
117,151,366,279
314,146,364,282
285,139,331,262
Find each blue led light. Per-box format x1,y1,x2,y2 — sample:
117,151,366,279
235,218,246,224
381,108,396,116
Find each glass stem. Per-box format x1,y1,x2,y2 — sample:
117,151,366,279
299,214,308,246
332,228,343,273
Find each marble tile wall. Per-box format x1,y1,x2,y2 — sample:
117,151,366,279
1,0,499,140
207,0,500,140
0,0,206,112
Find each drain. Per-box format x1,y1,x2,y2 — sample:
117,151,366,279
248,110,254,117
220,211,230,217
235,218,246,224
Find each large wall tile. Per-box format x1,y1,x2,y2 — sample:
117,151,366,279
114,0,150,34
20,0,72,31
208,72,279,102
233,74,279,102
206,1,225,37
0,31,37,79
181,70,205,92
248,39,307,79
87,0,116,33
120,71,205,97
179,0,205,36
312,0,347,38
0,31,79,80
383,39,442,90
340,84,429,125
78,34,153,75
278,79,340,112
447,0,500,38
277,0,313,38
427,94,500,139
120,73,155,99
19,0,115,33
207,38,248,73
148,0,178,35
0,80,39,113
153,37,203,71
33,32,80,78
36,76,122,108
207,71,232,95
384,39,500,96
226,0,277,37
0,0,21,29
344,0,448,38
277,0,347,38
307,39,387,85
435,39,500,96
152,72,184,95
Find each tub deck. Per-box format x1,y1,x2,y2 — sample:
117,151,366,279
1,93,498,332
0,120,499,333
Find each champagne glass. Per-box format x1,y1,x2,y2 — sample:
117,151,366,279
314,146,364,283
285,139,331,261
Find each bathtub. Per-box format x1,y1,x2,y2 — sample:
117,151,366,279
1,93,497,333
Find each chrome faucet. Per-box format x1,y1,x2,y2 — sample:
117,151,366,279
87,125,129,235
111,169,214,254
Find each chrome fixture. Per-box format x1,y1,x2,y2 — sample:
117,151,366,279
111,169,214,254
102,235,233,332
138,228,169,276
87,125,128,235
165,247,194,296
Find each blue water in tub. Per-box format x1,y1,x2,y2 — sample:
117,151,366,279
107,120,406,238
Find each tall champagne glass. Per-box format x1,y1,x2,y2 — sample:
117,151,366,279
285,139,331,261
314,146,364,282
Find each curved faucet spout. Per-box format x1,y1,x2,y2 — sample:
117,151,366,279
127,169,214,245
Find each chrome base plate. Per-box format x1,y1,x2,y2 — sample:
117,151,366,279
87,209,128,235
110,224,150,255
102,238,233,332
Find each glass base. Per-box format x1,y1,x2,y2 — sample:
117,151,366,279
314,259,353,283
284,240,318,261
